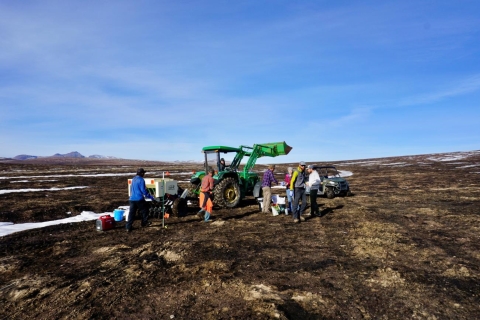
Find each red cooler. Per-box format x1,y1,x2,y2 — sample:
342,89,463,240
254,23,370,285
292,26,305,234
96,215,115,231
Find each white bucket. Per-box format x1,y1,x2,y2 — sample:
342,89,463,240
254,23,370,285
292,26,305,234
272,207,279,216
257,198,263,210
285,208,289,215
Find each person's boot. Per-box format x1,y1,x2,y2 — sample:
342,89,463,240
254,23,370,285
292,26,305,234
204,211,211,222
141,220,152,227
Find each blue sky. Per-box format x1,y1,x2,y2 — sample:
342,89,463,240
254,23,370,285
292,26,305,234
1,0,479,164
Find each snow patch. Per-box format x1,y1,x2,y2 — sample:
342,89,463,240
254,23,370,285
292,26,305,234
380,162,407,166
338,160,383,166
0,173,134,180
1,211,102,237
456,164,479,168
0,186,88,195
339,170,353,177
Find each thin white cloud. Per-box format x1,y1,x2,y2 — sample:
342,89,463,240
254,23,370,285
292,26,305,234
399,74,480,106
327,107,372,128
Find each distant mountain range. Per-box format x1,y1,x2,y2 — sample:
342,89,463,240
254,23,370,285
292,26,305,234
12,152,119,160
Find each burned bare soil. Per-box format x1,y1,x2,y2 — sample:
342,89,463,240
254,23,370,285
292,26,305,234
1,153,479,319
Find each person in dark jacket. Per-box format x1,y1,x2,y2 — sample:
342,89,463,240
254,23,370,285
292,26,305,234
306,164,321,216
219,158,226,171
289,161,307,223
126,168,156,232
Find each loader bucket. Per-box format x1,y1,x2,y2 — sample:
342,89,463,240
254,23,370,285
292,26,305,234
258,141,292,157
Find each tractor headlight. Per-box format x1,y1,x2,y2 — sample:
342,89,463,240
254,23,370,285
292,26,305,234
328,181,336,185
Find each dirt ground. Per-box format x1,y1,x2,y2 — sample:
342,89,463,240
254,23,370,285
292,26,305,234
0,153,479,319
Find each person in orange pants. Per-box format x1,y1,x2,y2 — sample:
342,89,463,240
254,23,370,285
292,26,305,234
198,168,214,222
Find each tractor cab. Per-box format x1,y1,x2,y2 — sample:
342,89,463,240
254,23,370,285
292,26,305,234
202,146,241,175
189,146,242,192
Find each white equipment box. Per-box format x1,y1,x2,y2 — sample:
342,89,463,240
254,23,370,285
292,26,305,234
128,178,178,198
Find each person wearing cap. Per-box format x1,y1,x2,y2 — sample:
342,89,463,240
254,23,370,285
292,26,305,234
306,164,321,216
219,158,226,171
284,167,294,213
198,168,214,222
126,168,156,232
289,161,307,223
261,164,278,213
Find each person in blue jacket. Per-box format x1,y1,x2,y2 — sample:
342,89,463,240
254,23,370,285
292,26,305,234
126,168,156,232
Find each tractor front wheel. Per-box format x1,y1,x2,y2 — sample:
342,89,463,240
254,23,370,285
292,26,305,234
214,177,241,208
188,183,200,197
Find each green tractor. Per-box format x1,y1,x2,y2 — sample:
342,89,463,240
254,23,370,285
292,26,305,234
189,142,292,208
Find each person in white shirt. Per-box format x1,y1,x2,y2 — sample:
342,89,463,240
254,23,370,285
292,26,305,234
306,165,321,216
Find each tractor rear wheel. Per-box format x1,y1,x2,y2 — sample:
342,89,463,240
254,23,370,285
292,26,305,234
172,198,187,217
214,177,241,208
187,184,200,207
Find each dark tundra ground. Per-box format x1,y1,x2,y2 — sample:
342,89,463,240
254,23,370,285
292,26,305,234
0,151,479,319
